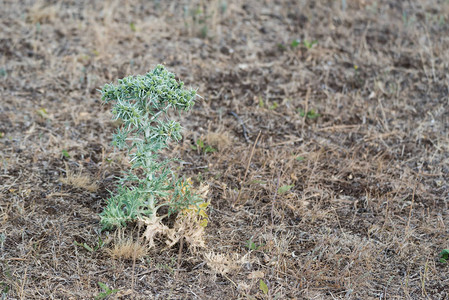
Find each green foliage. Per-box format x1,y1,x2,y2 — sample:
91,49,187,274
36,108,49,119
290,39,300,48
61,149,70,158
439,249,449,263
74,237,104,253
278,39,317,51
100,65,202,230
95,282,119,300
0,282,8,293
259,279,269,294
269,101,279,110
303,39,318,49
278,185,293,194
258,96,264,108
245,239,264,251
297,108,320,119
129,22,136,32
191,139,216,154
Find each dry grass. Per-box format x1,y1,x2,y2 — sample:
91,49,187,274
1,0,448,299
60,163,99,192
107,230,148,260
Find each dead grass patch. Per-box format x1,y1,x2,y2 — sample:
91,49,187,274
59,163,98,192
106,230,148,260
205,130,232,151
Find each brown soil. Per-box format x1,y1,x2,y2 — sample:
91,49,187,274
1,0,448,299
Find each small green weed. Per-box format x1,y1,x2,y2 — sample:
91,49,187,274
297,108,320,119
439,249,449,263
1,282,9,300
36,108,50,120
191,139,216,154
290,39,300,48
61,149,70,159
278,39,317,51
303,39,318,49
74,237,104,253
269,101,279,110
95,282,119,300
258,96,264,108
245,239,264,251
129,22,136,32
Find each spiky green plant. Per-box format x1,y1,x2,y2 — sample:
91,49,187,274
99,65,202,229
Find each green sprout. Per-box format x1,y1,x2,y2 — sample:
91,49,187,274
290,39,300,48
61,149,70,159
245,239,264,251
95,282,119,300
74,236,104,253
297,108,320,119
440,249,449,263
303,39,318,49
191,139,216,154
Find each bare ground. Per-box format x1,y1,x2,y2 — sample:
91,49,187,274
1,0,448,299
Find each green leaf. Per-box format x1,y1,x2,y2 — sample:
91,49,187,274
95,282,119,300
297,108,320,119
439,249,449,263
245,239,264,250
290,39,300,48
98,282,108,291
269,101,278,110
61,149,70,158
303,40,318,49
259,279,268,294
258,96,264,108
204,145,216,154
129,22,136,32
306,109,320,119
36,108,49,119
74,241,93,252
197,139,204,149
246,240,257,250
278,185,293,194
295,156,305,162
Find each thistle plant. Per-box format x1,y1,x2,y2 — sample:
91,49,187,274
100,65,205,230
